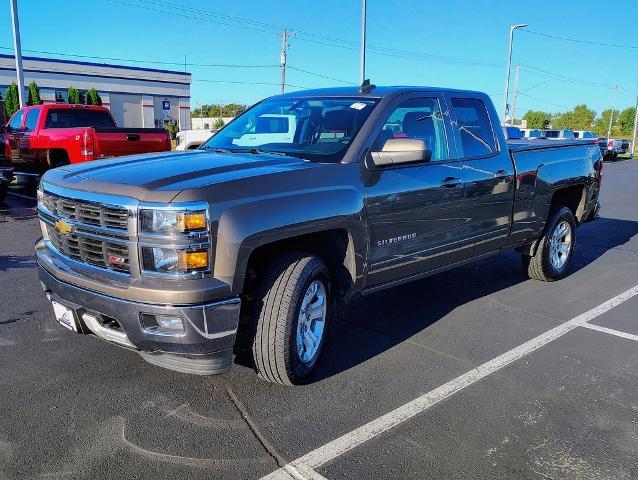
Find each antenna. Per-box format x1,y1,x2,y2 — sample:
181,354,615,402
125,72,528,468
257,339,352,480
359,79,375,94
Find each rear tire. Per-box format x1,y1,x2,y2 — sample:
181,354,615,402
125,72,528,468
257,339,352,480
0,184,7,203
523,207,576,282
252,253,330,385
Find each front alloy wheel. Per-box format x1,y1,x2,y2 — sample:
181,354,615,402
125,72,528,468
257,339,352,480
252,253,330,385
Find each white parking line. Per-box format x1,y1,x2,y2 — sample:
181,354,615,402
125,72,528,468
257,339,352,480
7,191,36,201
580,323,638,342
261,284,638,480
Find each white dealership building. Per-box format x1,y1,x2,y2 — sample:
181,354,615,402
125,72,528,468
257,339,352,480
0,54,191,129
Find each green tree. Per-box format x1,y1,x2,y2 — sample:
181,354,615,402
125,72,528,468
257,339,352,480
213,117,225,129
593,109,621,137
617,107,635,136
165,120,179,140
67,86,85,104
523,110,551,129
86,88,102,106
4,83,20,119
552,104,596,131
26,81,41,106
192,103,246,118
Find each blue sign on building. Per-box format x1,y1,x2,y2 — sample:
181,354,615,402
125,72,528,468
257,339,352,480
162,100,170,111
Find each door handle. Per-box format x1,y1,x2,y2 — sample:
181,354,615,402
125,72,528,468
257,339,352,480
441,176,462,188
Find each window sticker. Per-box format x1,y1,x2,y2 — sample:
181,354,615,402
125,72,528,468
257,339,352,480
350,102,367,110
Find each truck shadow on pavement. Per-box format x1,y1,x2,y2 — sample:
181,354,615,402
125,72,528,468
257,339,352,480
0,255,37,272
305,216,638,382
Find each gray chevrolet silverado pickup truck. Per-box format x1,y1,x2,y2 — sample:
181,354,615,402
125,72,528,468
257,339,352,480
36,86,602,385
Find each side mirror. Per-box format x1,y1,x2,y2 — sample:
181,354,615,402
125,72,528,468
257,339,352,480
370,138,431,167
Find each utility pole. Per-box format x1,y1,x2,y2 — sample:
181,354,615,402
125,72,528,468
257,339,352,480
631,95,638,158
502,24,528,125
511,65,521,124
9,0,25,108
360,0,367,85
277,29,294,94
607,85,618,138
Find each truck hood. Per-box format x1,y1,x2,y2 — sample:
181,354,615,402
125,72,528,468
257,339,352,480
43,150,321,202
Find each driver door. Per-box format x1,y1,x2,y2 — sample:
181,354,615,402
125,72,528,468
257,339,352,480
364,94,469,287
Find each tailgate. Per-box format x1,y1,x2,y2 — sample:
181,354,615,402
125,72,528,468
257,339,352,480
94,129,170,157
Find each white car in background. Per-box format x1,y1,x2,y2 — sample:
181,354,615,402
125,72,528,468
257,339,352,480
175,129,219,150
232,114,297,147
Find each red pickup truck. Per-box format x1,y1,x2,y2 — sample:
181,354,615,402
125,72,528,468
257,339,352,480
3,104,171,176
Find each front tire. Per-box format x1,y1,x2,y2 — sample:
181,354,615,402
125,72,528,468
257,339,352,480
523,206,576,282
252,253,330,385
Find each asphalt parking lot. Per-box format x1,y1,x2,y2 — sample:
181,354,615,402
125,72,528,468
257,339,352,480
1,160,637,480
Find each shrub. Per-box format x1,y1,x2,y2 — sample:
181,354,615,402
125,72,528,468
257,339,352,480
27,81,41,106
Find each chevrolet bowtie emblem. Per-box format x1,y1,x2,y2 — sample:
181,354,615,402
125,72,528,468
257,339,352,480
55,219,73,235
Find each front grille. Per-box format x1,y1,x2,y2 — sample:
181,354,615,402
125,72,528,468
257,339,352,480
46,224,130,273
43,192,128,230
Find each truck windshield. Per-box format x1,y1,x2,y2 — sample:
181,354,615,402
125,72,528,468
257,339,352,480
44,109,116,129
200,97,378,162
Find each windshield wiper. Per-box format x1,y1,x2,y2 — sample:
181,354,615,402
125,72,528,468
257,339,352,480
200,146,234,153
251,148,288,156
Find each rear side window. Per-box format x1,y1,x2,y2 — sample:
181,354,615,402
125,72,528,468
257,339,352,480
44,109,116,129
24,109,40,132
8,110,23,130
451,98,497,158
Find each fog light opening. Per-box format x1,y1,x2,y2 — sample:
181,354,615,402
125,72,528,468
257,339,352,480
140,313,185,335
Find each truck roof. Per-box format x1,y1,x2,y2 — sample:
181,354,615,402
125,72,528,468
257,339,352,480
278,85,485,98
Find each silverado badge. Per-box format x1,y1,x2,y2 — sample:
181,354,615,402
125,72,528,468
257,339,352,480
55,219,73,235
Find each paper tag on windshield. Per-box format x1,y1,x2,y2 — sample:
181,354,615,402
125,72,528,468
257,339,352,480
350,102,367,110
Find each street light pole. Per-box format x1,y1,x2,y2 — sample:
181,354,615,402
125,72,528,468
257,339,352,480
9,0,25,108
360,0,366,85
502,23,528,125
631,95,638,158
607,85,618,139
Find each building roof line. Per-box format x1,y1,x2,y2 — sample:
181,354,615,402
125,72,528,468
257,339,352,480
0,53,191,77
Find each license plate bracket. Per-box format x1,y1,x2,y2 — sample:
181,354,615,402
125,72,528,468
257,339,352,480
51,300,78,332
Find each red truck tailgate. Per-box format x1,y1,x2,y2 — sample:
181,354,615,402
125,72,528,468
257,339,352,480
94,128,171,157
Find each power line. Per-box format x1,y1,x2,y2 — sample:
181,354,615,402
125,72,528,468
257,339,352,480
107,0,503,69
194,79,310,89
287,65,357,85
519,92,569,110
521,29,638,50
0,45,278,69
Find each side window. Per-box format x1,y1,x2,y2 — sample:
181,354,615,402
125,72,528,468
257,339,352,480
24,109,40,132
372,97,449,161
451,98,497,158
8,110,24,130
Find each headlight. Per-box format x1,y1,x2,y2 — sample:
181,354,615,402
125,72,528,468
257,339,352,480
140,208,207,235
141,247,209,274
37,183,44,205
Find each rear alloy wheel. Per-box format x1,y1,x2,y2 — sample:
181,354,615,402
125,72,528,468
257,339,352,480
523,206,576,282
252,253,330,385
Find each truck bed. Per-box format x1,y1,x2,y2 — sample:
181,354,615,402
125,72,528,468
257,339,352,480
507,139,597,152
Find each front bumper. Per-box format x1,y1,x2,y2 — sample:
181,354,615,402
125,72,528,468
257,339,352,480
37,257,241,375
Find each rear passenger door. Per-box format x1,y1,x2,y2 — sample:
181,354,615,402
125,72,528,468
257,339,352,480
447,95,515,257
364,93,469,286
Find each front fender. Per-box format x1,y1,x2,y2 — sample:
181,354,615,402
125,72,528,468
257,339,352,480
212,187,367,295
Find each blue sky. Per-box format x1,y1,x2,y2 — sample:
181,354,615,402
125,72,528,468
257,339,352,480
1,0,637,116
